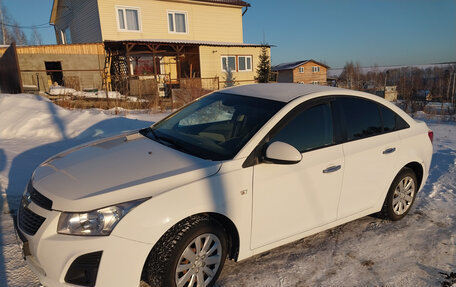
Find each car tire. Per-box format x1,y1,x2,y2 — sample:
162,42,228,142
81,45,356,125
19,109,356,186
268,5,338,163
381,167,418,221
145,215,228,287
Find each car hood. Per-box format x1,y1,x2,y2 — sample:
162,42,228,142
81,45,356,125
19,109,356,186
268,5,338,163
32,132,222,212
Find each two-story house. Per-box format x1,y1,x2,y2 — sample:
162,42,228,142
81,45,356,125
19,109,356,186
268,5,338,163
50,0,267,92
272,60,329,85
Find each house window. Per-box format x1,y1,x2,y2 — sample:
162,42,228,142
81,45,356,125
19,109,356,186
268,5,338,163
312,66,320,73
168,11,188,33
222,56,236,72
117,7,140,31
238,56,252,72
222,56,253,72
298,67,304,73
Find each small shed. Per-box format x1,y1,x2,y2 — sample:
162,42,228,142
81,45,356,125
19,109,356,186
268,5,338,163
0,43,105,93
272,59,329,85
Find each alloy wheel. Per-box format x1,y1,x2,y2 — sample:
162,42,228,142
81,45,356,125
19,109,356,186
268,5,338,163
392,176,415,215
175,233,223,287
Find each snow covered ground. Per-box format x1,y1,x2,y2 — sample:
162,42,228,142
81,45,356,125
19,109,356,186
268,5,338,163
0,93,455,286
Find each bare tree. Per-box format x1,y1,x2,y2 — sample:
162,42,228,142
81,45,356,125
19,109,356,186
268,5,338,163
11,20,28,45
0,2,14,45
30,27,42,45
339,61,362,89
0,3,28,45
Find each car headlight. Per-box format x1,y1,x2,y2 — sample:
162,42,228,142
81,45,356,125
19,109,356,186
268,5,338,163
57,198,148,236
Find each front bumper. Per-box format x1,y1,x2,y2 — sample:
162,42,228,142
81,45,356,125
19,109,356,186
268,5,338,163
15,201,152,287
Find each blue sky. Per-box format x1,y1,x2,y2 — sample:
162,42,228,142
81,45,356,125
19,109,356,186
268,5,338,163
1,0,455,68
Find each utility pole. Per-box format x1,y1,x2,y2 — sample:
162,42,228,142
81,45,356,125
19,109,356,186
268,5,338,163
452,70,456,108
0,0,6,45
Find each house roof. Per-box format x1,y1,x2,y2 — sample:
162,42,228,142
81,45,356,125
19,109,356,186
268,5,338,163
192,0,250,7
272,59,330,71
50,0,250,25
104,39,269,48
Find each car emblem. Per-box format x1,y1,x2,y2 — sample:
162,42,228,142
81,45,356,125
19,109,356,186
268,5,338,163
21,192,32,209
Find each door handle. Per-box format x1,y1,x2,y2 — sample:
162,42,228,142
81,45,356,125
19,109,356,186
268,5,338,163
323,165,341,173
383,147,396,154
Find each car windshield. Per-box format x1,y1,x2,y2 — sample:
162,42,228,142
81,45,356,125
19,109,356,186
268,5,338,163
140,92,285,161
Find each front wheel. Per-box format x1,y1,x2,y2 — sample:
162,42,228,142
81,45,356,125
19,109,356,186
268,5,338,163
145,216,228,287
381,167,418,221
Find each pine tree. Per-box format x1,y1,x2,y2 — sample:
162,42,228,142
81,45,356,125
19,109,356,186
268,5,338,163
224,67,236,87
256,45,271,83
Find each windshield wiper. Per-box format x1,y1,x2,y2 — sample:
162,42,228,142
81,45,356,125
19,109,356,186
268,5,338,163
156,135,187,151
160,135,215,160
140,128,213,160
140,127,164,144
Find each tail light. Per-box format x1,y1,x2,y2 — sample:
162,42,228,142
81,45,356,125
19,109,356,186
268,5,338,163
428,130,433,144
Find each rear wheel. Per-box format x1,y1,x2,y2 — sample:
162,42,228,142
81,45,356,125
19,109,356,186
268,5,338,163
381,168,418,221
145,215,228,287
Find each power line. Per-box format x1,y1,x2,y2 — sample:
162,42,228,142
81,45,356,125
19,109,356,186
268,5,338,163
0,21,52,29
0,6,74,29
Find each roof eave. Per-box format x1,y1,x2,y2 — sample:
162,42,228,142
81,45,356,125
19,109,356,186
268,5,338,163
103,39,270,48
273,59,330,71
49,0,59,25
192,0,251,7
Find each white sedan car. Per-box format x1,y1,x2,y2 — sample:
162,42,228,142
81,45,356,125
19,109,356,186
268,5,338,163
16,84,433,287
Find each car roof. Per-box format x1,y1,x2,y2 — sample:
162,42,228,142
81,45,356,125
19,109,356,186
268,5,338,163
221,83,348,102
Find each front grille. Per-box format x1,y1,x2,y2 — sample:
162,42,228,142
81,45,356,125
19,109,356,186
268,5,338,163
18,204,46,235
28,183,53,210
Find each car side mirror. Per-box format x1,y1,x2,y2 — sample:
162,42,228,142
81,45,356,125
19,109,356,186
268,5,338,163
264,141,302,164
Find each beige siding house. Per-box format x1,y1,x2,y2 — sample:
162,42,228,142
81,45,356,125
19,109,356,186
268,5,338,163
51,0,244,44
272,60,329,85
50,0,266,89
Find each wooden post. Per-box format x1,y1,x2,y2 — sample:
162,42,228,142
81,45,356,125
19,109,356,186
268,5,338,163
125,43,133,98
176,51,181,83
170,44,184,84
169,72,174,110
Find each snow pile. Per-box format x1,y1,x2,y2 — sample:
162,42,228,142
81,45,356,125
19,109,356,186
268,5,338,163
49,86,142,102
0,94,168,141
0,94,112,139
48,86,77,95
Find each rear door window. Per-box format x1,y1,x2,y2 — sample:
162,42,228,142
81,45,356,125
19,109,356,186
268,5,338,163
379,105,397,132
379,105,409,132
337,97,382,141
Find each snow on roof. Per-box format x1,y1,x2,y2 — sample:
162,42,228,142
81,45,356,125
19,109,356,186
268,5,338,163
272,59,330,71
220,83,346,102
